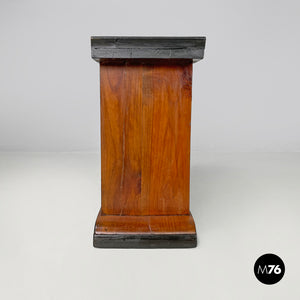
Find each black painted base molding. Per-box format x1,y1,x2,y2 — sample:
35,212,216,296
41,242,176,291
93,233,197,249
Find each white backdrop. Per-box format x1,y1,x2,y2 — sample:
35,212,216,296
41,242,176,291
0,0,299,152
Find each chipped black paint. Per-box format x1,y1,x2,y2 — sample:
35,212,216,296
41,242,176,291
93,233,197,248
91,36,206,62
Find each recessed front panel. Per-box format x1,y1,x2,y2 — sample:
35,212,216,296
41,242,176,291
100,61,192,215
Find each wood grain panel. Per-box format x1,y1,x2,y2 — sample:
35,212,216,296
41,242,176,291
100,60,192,216
148,63,192,215
100,63,142,215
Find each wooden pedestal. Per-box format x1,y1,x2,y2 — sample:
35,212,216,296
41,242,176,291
91,37,206,248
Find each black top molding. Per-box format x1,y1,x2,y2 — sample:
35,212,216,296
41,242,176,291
91,36,206,63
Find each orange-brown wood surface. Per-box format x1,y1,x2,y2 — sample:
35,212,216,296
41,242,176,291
95,211,196,234
100,60,193,216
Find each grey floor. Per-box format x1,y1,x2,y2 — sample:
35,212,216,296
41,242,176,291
0,152,299,299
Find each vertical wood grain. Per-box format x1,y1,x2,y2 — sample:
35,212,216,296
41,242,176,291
141,64,154,214
148,63,192,215
100,60,192,216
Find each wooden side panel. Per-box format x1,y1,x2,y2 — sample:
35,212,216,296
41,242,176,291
100,61,192,216
147,64,192,215
100,64,142,215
